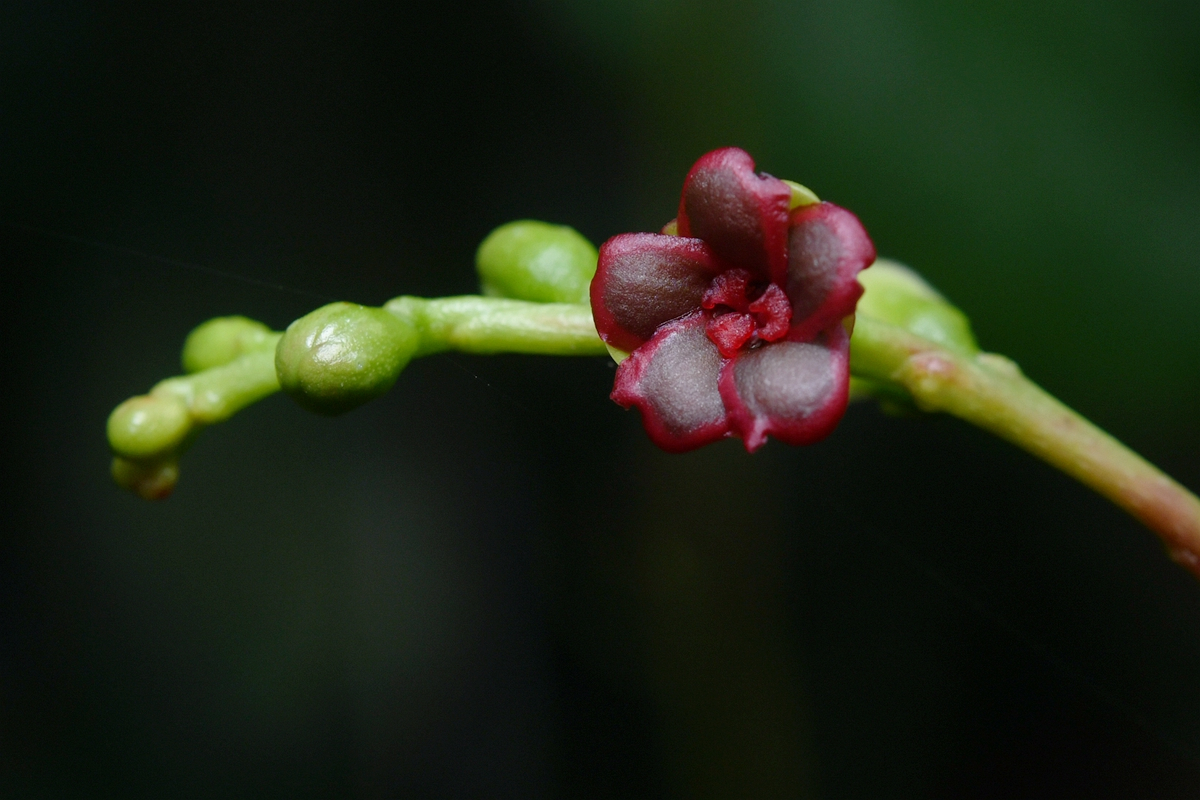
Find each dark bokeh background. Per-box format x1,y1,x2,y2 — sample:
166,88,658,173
3,2,1200,797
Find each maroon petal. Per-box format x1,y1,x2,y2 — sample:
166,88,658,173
718,325,851,451
611,311,731,452
784,202,876,341
677,148,791,284
591,233,724,353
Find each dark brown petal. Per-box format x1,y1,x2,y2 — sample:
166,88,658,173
677,148,791,284
591,233,724,352
718,325,851,451
610,312,731,452
785,202,876,341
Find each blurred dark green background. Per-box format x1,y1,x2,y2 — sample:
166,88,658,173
3,2,1200,797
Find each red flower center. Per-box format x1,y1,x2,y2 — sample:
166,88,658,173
701,269,792,358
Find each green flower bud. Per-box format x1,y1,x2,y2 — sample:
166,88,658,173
107,393,193,460
476,220,598,304
857,259,979,355
111,456,180,500
275,302,419,415
181,316,276,373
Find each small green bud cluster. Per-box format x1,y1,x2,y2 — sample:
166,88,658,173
475,220,598,304
109,221,603,499
273,220,602,415
108,320,283,499
275,302,420,415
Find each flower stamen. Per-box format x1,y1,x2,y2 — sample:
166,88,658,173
701,269,792,357
749,283,791,341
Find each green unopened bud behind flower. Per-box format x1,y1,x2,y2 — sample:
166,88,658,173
275,302,419,415
856,259,979,355
107,393,193,460
182,316,277,373
476,220,598,304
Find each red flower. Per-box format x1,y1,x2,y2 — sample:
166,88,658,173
590,148,876,452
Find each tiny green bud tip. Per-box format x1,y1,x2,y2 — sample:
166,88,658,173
605,343,630,364
107,394,193,459
476,220,598,305
275,302,420,415
783,180,820,209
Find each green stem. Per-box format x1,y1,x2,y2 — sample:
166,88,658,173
849,315,1200,577
153,339,282,424
107,293,1200,580
384,295,608,357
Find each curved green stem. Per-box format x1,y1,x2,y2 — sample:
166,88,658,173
850,315,1200,577
107,338,283,500
107,297,606,497
106,292,1200,581
154,341,282,424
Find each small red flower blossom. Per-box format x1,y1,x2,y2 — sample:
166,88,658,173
590,147,876,452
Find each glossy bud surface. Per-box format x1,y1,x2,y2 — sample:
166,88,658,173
275,302,419,415
107,393,192,459
476,220,598,304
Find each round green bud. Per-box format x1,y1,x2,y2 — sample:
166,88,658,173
182,316,276,373
857,259,980,355
275,302,419,415
107,393,193,459
111,456,180,500
476,220,598,304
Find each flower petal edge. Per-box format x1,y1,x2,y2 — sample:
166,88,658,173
784,202,876,341
718,325,851,451
677,147,791,285
611,311,731,453
591,233,724,353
